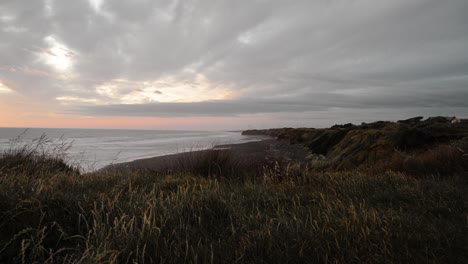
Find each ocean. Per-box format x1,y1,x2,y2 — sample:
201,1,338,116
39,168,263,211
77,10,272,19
0,127,266,172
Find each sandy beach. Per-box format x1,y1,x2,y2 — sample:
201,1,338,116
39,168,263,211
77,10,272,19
103,138,309,172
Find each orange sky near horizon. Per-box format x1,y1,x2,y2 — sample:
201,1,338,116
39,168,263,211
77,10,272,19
0,74,243,130
0,81,271,131
0,109,247,130
0,99,265,130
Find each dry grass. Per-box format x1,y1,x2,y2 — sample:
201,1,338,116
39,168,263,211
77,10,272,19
169,149,266,180
0,145,466,263
0,134,78,177
368,138,468,177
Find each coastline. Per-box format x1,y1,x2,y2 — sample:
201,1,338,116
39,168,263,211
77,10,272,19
102,138,309,172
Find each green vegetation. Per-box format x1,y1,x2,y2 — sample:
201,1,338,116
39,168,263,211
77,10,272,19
244,116,468,171
1,119,467,263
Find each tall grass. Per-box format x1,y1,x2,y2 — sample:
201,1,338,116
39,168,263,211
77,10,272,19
0,134,78,177
0,144,466,263
368,138,468,177
171,149,266,180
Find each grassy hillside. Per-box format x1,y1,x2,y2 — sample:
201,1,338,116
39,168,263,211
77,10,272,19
243,117,468,172
1,119,467,263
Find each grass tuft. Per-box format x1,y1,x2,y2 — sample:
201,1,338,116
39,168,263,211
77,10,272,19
0,134,78,177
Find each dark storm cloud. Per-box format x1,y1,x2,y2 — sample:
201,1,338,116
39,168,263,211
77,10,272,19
1,0,468,122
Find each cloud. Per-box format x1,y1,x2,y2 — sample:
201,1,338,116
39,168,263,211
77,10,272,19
1,0,468,128
0,82,13,93
70,100,315,117
71,84,468,117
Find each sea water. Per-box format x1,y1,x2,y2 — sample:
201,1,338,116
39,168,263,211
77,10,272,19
0,127,266,172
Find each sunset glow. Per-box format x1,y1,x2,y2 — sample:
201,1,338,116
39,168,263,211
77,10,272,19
39,36,75,72
0,82,13,93
94,75,234,105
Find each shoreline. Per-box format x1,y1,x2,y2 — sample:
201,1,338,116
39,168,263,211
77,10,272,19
101,138,309,172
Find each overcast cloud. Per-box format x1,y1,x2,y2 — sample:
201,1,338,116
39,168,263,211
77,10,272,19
1,0,467,128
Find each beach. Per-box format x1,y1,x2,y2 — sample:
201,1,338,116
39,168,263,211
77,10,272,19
103,138,309,172
0,128,269,171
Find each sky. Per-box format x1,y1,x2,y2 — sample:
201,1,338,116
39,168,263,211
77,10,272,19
1,0,467,130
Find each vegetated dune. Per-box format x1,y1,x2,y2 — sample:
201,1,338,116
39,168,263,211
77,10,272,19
243,116,468,174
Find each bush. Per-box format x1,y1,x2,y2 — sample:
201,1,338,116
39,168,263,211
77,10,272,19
393,127,434,150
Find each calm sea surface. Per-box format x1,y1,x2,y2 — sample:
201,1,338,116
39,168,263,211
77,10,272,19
0,128,266,172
